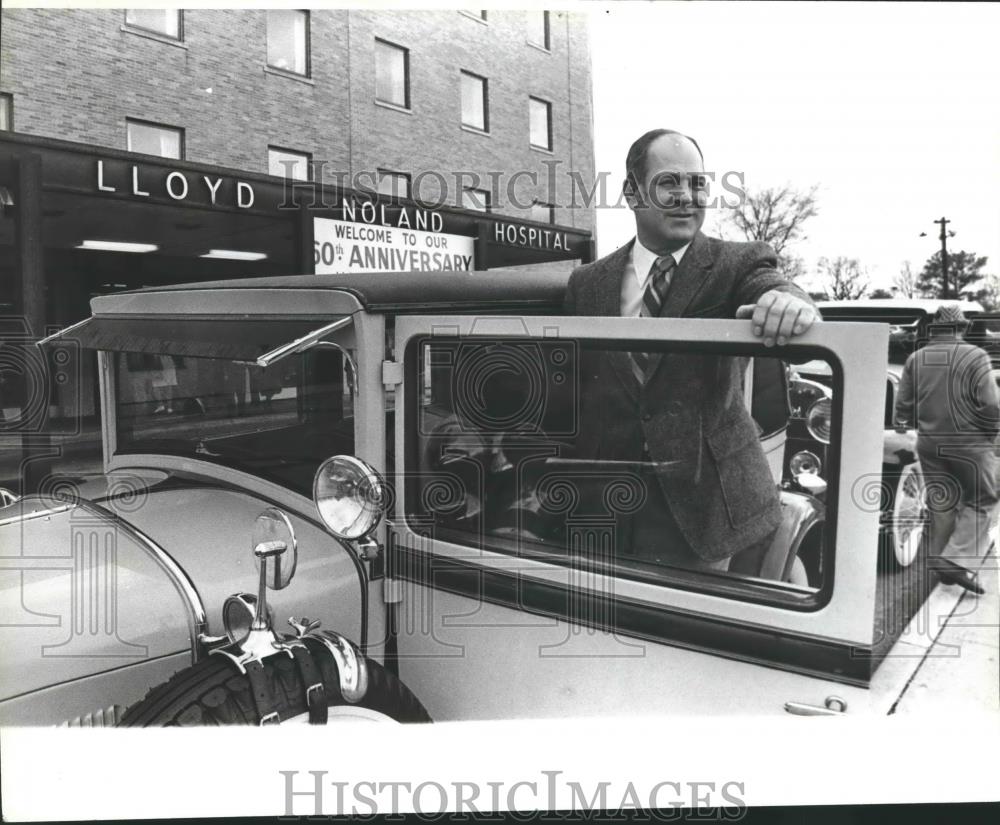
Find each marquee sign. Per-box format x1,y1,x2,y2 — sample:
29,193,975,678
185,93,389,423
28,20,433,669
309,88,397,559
313,217,474,274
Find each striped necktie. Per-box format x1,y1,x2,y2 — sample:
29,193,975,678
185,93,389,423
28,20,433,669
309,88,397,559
631,255,676,380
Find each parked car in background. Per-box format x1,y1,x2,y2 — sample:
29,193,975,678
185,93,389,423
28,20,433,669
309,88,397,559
0,272,985,726
814,298,999,569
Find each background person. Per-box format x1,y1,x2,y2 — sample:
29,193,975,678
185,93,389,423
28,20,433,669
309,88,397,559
894,304,999,595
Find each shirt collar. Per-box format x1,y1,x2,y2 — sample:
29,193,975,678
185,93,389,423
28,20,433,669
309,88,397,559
632,238,691,287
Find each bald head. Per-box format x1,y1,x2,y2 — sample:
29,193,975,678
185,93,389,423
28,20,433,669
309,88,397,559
625,128,704,193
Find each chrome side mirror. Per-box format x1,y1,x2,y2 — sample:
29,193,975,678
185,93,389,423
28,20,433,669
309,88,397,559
313,456,387,541
0,488,19,507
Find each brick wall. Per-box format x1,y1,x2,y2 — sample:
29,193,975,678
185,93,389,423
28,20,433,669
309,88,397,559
0,8,595,233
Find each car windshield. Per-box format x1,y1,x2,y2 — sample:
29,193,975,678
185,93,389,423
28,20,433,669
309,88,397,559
114,348,353,494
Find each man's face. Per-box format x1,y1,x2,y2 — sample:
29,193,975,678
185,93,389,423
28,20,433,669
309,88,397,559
626,134,706,253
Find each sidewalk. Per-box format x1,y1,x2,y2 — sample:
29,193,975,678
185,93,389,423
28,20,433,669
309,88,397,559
892,549,999,713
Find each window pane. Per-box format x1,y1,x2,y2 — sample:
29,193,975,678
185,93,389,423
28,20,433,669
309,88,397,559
530,202,554,224
116,348,353,496
267,10,308,75
375,40,408,107
527,10,549,48
460,72,487,131
0,95,10,131
269,148,311,181
411,341,834,595
125,9,180,38
127,121,182,159
529,97,551,149
461,188,489,211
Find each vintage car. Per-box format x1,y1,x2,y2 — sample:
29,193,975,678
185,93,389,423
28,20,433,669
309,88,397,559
0,272,984,725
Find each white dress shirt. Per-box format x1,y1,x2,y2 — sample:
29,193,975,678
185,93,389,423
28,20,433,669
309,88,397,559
620,238,690,317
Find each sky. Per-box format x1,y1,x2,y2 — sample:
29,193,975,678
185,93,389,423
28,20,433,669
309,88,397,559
586,1,1000,294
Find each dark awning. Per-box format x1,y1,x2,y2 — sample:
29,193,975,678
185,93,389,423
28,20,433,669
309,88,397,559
39,315,350,365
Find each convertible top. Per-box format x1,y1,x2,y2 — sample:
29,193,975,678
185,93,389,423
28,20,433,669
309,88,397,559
118,269,572,314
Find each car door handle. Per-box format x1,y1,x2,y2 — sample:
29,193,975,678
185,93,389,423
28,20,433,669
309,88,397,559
784,696,848,716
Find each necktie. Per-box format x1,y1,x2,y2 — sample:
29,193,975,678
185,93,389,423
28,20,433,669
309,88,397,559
640,255,675,319
631,255,675,381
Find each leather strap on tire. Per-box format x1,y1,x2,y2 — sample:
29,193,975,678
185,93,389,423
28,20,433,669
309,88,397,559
288,644,328,724
244,659,281,725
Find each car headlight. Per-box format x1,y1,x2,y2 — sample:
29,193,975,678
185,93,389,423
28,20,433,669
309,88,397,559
790,450,822,477
314,455,387,540
805,398,832,444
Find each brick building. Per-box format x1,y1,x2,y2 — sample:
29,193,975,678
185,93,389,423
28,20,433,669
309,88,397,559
1,8,594,227
0,8,596,490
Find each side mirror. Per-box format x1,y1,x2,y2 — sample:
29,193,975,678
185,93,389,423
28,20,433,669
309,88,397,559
252,508,298,590
313,455,387,541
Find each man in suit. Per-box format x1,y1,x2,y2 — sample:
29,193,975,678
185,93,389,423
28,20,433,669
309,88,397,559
563,128,818,571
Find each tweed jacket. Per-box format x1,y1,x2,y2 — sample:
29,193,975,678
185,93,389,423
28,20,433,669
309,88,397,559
563,232,813,561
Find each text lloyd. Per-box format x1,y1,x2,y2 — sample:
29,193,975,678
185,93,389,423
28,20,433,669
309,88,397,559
95,160,256,208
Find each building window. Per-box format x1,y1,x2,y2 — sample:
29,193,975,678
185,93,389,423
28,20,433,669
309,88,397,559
266,10,310,76
0,94,11,131
527,10,550,50
126,119,184,159
460,71,489,133
268,147,312,181
530,201,555,224
124,9,182,40
461,188,491,212
377,169,411,200
529,97,552,151
375,39,410,109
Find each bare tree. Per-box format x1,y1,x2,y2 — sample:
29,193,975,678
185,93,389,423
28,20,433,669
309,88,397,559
819,256,869,300
726,184,819,279
892,260,917,298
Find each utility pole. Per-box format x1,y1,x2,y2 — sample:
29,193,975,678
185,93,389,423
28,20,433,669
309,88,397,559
935,216,951,299
920,217,953,298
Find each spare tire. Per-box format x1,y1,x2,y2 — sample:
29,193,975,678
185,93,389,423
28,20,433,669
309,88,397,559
119,634,430,726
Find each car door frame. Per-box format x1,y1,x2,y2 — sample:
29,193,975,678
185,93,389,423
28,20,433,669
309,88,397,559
388,315,888,696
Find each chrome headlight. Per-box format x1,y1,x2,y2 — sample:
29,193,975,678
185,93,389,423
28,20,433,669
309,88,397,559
314,455,387,540
805,398,832,444
788,376,830,418
790,450,822,477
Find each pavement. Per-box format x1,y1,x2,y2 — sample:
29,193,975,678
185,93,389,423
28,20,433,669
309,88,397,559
890,548,999,714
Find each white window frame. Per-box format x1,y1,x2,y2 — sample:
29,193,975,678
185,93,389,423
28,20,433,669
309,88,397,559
460,70,489,133
124,9,182,40
268,146,312,182
266,9,310,77
375,38,410,110
377,169,411,200
529,96,553,151
460,188,491,212
126,119,184,160
527,10,550,50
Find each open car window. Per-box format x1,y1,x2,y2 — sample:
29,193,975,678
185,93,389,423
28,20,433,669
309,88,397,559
405,336,839,607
